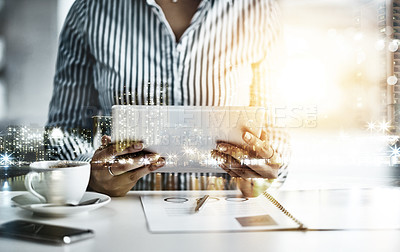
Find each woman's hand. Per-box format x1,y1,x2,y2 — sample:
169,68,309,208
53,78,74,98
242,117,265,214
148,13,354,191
211,127,286,197
89,136,165,197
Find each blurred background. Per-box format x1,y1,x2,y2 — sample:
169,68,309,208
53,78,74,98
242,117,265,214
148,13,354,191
0,0,400,190
0,0,74,127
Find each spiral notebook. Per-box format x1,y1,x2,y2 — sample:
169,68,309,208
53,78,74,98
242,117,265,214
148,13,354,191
141,190,305,233
141,188,400,233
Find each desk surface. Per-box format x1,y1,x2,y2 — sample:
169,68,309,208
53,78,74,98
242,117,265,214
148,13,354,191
1,189,400,252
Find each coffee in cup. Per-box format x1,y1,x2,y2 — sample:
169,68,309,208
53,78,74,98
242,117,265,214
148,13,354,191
25,161,90,204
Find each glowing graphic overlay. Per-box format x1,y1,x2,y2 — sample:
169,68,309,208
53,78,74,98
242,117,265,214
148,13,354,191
111,105,267,172
0,153,12,166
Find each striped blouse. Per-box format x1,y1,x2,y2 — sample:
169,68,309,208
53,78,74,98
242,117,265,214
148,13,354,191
45,0,288,187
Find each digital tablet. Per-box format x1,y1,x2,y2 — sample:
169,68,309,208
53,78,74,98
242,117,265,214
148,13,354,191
112,105,265,172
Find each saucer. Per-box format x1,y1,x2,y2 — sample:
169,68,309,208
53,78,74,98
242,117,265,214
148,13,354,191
12,192,111,217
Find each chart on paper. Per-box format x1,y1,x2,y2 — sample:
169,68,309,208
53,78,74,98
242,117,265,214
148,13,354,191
140,191,301,233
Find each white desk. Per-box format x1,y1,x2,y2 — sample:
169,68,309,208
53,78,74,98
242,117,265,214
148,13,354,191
1,188,400,252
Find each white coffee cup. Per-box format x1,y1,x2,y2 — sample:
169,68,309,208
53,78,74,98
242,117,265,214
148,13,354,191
25,161,90,204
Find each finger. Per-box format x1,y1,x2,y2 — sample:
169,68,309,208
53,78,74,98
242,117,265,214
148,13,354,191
218,148,279,179
214,142,279,179
219,162,272,197
112,158,165,186
216,142,269,169
237,178,268,198
218,160,247,178
220,166,269,198
101,141,144,158
245,163,279,179
216,142,254,159
260,127,271,141
109,153,161,176
242,131,274,159
211,149,242,168
228,166,262,178
90,158,165,196
101,135,112,146
219,163,241,177
243,131,284,166
211,150,261,178
236,178,259,198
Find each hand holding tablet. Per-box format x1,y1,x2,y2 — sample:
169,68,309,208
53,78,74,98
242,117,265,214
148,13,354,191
111,105,266,173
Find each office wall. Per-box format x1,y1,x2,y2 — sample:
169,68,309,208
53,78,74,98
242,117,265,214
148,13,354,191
1,0,58,128
0,0,6,120
57,0,74,33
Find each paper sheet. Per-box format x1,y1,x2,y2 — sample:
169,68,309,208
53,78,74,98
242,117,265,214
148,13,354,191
140,191,300,233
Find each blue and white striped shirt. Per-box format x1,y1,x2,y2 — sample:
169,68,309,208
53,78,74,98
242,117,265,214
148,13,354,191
46,0,287,186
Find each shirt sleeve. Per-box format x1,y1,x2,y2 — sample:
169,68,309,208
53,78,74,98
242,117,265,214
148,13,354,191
250,0,290,181
45,0,98,161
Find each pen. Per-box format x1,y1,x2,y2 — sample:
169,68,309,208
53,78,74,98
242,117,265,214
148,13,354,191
195,195,210,212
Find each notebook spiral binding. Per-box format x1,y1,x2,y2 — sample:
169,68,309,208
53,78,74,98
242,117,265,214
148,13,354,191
263,191,306,229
